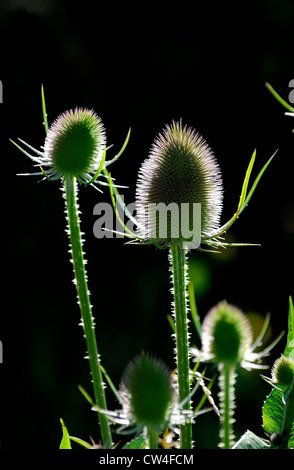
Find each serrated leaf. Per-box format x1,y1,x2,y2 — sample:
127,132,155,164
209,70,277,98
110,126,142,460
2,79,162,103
233,430,270,449
262,386,294,448
59,418,72,449
263,387,286,435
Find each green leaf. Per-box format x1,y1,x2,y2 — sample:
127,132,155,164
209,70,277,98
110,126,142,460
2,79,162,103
265,82,294,113
78,384,95,406
84,145,106,185
285,296,294,361
167,314,176,333
188,281,202,339
122,434,146,449
100,364,123,405
10,138,39,162
59,418,72,449
233,430,270,449
238,149,256,211
240,150,277,217
69,436,92,449
41,84,49,135
262,385,294,448
105,127,131,167
209,151,256,238
263,387,286,435
206,149,276,243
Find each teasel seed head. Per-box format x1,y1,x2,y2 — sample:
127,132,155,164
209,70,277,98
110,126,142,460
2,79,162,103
201,300,253,364
43,107,106,182
119,353,174,429
135,121,223,247
271,355,294,386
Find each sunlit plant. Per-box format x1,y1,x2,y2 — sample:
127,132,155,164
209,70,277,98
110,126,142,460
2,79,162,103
231,297,294,450
191,300,283,448
12,84,292,451
63,352,217,449
94,353,198,449
12,87,130,449
109,120,276,448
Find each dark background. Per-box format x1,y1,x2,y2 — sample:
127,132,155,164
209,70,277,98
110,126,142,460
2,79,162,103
0,0,293,449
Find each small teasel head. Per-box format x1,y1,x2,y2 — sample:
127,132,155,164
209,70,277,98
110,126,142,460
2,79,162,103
201,300,253,365
43,107,106,182
119,353,174,430
135,121,223,248
271,355,294,387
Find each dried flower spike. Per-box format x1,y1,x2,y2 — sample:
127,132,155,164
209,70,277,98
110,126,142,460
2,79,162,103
136,121,223,247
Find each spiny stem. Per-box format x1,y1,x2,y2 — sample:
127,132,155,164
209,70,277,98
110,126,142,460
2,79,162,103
218,362,236,449
64,176,112,448
169,241,192,449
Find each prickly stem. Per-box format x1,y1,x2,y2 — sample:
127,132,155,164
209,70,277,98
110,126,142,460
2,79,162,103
169,241,193,449
64,176,112,448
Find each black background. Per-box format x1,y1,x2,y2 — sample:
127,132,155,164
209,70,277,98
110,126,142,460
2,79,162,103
0,0,293,449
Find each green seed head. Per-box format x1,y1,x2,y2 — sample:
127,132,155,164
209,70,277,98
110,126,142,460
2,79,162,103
201,300,253,364
44,108,106,180
271,355,294,386
120,353,173,429
136,121,223,246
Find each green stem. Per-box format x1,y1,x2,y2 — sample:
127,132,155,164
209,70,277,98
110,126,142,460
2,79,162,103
64,176,112,448
148,426,159,449
169,241,192,449
219,362,236,449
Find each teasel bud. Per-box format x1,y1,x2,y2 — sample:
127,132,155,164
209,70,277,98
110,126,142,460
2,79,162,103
42,107,106,182
201,300,253,364
135,121,223,247
119,353,174,429
271,355,294,387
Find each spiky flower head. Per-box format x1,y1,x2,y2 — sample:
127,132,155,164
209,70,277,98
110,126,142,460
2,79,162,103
271,355,294,387
201,300,253,364
119,353,174,429
43,108,106,182
135,121,223,248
